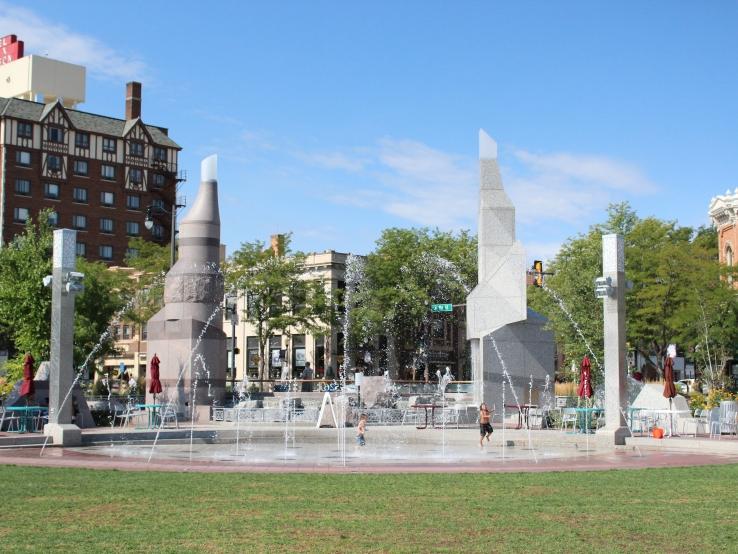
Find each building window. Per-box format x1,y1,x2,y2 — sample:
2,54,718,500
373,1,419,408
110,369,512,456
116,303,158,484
73,187,88,203
72,215,87,230
100,218,114,233
47,155,62,172
151,173,165,188
16,151,31,166
48,211,59,226
47,126,64,143
13,207,29,223
17,122,33,138
99,245,113,260
75,132,90,149
122,325,131,339
126,247,139,259
153,146,167,161
126,221,140,236
76,242,86,257
101,164,116,180
73,160,88,176
44,183,60,200
14,179,31,195
129,141,145,157
129,168,143,184
126,194,140,210
247,337,259,370
100,191,115,207
727,246,734,267
152,223,164,239
152,198,165,210
103,137,116,153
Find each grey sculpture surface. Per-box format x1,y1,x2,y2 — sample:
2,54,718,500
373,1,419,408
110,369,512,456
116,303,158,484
44,229,83,445
597,234,629,444
146,155,226,421
466,130,554,409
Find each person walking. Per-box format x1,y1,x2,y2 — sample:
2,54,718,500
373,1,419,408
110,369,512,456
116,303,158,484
479,402,493,448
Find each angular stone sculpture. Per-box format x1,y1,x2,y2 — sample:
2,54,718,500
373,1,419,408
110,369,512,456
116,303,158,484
146,155,227,421
466,130,555,411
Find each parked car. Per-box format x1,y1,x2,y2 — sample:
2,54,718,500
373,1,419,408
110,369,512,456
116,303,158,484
676,379,698,395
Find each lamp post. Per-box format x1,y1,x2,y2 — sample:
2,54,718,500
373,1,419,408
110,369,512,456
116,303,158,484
144,201,185,268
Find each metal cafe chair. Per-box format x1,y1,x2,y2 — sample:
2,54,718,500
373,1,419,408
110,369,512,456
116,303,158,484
0,405,20,432
159,405,179,429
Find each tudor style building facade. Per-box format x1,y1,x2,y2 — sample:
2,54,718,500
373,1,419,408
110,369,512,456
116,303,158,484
0,82,181,265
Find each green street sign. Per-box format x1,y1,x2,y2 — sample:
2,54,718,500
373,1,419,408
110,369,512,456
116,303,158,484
431,303,453,313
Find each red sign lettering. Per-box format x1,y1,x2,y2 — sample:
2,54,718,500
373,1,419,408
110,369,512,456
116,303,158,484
0,35,23,66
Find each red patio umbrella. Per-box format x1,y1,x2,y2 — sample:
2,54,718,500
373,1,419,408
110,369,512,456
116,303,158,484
662,356,677,400
19,352,35,400
577,355,593,401
149,353,162,402
663,356,677,435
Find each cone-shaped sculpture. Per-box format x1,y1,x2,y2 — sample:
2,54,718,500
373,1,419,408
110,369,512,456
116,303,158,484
466,130,554,408
146,155,226,421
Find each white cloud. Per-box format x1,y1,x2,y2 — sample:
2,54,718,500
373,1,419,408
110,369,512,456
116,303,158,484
514,149,657,194
0,4,148,82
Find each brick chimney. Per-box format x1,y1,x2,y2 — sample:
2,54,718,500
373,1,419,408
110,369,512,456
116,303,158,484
270,234,285,256
125,81,142,120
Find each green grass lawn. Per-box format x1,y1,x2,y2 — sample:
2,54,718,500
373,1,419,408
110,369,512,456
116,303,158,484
0,464,736,553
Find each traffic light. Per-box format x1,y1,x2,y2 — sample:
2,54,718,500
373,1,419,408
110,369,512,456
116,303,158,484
533,260,543,288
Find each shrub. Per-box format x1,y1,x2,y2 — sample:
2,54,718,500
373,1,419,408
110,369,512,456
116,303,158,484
688,392,706,412
92,378,109,396
705,388,736,409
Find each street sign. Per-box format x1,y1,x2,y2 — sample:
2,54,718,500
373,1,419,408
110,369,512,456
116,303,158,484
431,303,453,312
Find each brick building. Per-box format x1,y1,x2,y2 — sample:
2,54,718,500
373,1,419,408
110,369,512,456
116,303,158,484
708,188,738,271
0,81,181,265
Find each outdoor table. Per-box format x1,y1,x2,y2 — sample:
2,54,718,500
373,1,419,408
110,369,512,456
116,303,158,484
5,406,44,433
504,404,537,429
411,404,438,429
135,404,163,429
641,409,690,437
574,407,603,434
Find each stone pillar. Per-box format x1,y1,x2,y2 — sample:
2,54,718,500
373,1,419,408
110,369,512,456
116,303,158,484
599,233,628,445
44,229,82,446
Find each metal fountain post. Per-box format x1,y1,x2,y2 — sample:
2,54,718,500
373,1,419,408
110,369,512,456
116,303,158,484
44,229,84,446
596,234,629,445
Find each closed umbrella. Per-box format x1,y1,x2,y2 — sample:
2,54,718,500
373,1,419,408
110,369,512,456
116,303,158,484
149,353,162,403
663,356,677,436
577,355,594,432
19,352,35,400
577,356,593,401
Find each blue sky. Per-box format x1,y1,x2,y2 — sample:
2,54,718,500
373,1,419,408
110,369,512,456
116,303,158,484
3,1,738,261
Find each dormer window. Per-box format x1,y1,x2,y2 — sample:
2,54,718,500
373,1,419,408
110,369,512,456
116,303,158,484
47,126,64,143
130,141,145,157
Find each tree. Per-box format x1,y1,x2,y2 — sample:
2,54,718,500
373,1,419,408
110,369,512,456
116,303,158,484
529,202,738,386
0,211,54,360
351,228,477,378
226,235,333,384
121,236,170,336
0,210,127,374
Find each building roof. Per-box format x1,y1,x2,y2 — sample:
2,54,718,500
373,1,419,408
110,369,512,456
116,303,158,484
0,96,180,149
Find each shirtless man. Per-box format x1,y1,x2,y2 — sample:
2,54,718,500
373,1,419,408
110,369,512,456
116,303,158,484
479,402,493,447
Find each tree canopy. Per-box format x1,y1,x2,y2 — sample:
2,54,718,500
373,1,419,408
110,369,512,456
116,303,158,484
529,202,738,388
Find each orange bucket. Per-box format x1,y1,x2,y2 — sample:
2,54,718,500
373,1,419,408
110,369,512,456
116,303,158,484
652,427,664,439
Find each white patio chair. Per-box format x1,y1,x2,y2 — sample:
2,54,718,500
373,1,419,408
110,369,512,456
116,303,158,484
159,405,179,429
719,403,737,436
560,408,577,431
708,407,722,439
0,405,20,432
527,408,544,430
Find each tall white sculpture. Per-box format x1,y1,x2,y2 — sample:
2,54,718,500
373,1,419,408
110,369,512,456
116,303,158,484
466,130,554,408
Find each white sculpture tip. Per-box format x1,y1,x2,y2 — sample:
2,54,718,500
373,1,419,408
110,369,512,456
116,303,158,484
479,129,497,160
201,154,218,182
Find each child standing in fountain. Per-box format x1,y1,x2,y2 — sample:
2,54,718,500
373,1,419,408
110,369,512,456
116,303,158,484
479,403,493,448
356,414,367,447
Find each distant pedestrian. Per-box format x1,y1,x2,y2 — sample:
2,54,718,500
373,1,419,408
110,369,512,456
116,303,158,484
301,362,313,392
356,413,367,446
479,402,493,447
